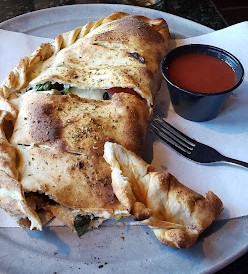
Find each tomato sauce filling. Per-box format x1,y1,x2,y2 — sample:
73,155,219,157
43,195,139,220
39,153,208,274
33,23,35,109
106,87,145,101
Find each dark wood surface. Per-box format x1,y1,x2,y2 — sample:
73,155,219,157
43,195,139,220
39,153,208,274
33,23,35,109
0,1,247,273
211,0,248,25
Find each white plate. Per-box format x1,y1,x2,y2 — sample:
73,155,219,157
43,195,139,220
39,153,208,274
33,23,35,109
0,3,213,38
0,4,247,274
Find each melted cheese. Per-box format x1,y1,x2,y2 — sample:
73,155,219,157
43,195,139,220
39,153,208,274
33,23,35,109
69,87,106,100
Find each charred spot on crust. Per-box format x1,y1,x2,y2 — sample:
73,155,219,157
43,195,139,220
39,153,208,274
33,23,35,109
28,102,62,144
128,52,146,64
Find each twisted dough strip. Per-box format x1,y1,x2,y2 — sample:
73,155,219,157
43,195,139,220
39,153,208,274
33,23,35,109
0,12,168,99
103,142,223,248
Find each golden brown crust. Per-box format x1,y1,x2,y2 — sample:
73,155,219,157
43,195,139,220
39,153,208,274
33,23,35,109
11,91,149,155
17,145,119,211
103,142,223,249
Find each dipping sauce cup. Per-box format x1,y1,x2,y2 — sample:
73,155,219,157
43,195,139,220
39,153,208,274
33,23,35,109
161,44,244,122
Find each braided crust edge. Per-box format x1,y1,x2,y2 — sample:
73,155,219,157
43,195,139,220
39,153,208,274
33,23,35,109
0,12,168,98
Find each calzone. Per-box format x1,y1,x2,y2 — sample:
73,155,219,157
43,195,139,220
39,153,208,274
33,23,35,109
0,12,169,233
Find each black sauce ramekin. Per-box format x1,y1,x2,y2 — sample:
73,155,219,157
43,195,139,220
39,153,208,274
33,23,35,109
161,44,244,122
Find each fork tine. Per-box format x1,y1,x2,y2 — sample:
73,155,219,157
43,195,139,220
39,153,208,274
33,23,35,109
149,122,192,155
152,118,194,152
155,116,196,146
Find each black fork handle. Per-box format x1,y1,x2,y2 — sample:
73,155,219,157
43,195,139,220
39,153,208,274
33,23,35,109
222,156,248,169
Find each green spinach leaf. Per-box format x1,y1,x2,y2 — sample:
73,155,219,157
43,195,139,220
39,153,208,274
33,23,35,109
26,81,71,94
74,214,94,237
61,84,71,95
103,92,110,100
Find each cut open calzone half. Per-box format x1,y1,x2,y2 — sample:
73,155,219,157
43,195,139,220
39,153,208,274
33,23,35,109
0,12,169,234
0,12,169,107
103,142,223,249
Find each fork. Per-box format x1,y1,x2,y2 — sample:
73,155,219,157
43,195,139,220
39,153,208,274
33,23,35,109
149,116,248,169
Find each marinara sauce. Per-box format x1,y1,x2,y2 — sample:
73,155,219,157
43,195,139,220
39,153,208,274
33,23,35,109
167,53,237,93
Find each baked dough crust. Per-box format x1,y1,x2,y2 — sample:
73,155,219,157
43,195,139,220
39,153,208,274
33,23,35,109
0,12,169,107
103,142,223,248
11,91,148,154
13,91,149,212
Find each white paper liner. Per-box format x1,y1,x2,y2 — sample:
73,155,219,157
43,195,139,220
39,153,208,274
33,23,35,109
0,22,248,226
